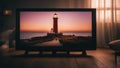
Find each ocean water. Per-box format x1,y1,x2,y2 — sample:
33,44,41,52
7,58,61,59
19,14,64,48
20,32,91,39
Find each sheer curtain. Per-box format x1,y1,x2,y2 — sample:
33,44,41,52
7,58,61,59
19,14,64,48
87,0,120,47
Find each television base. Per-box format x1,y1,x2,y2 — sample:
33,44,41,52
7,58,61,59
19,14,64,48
67,51,70,54
39,51,43,54
25,50,29,55
52,51,56,55
81,50,87,56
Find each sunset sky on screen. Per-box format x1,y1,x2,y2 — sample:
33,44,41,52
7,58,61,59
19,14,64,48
20,12,92,32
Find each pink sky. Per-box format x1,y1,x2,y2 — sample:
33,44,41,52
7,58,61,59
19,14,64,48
20,12,92,32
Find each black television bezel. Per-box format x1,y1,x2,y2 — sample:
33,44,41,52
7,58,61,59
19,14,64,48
16,8,96,51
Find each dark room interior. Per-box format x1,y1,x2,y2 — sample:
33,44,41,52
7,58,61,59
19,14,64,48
0,0,120,68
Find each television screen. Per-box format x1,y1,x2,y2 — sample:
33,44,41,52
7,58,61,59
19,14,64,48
16,9,96,51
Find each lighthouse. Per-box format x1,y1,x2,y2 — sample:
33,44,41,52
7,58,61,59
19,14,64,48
47,13,62,37
53,13,58,34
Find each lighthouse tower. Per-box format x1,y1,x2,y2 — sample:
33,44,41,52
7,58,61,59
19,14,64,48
53,13,58,34
47,13,62,37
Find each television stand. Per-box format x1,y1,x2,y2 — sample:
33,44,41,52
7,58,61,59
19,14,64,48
67,51,70,54
39,51,43,54
24,50,87,56
24,50,29,55
52,51,56,55
81,50,87,56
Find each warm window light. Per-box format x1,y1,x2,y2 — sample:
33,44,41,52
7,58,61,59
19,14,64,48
91,0,112,23
91,0,111,8
4,10,12,15
106,0,111,8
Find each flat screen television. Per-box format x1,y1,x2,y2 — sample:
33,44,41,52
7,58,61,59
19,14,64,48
16,8,96,54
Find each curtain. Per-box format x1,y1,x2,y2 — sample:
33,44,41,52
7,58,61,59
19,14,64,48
87,0,120,47
68,0,120,47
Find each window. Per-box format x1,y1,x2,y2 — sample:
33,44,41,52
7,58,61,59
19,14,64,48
90,0,120,23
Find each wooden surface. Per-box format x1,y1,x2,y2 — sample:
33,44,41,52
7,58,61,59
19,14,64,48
0,48,120,68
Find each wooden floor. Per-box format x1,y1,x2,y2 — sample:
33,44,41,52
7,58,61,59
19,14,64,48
0,48,120,68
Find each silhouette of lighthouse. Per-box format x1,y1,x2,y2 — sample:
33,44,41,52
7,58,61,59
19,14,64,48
53,13,58,34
